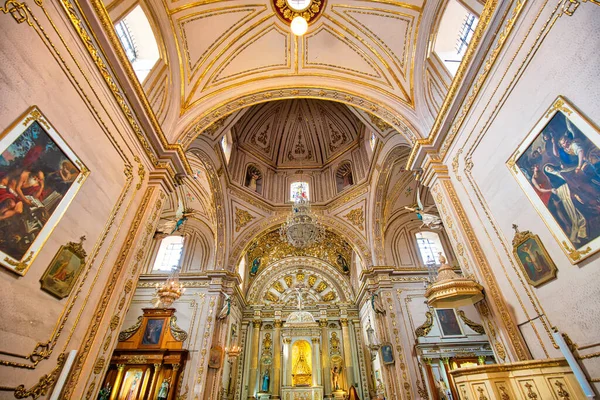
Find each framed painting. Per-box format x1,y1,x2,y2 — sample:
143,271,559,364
40,236,87,299
0,106,89,275
507,96,600,263
380,343,394,365
512,226,557,287
436,309,463,337
118,367,146,400
141,318,165,347
208,345,223,369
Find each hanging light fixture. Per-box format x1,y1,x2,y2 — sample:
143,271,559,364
280,183,324,248
290,16,308,36
155,268,185,308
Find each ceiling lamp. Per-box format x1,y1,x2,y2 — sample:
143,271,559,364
291,16,308,36
280,187,324,248
155,269,185,308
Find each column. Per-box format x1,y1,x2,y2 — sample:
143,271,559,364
283,338,293,386
109,364,126,400
320,320,332,397
340,318,355,389
148,363,162,399
248,319,262,399
272,320,282,399
311,338,321,387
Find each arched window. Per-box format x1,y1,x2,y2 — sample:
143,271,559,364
291,181,309,201
335,162,354,192
415,231,446,265
370,132,377,151
433,0,479,75
153,236,184,271
114,5,160,82
221,130,233,164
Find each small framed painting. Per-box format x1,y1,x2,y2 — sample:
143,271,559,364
0,106,89,275
39,236,87,299
208,345,224,369
512,226,557,287
436,309,463,337
141,318,165,347
507,96,600,263
380,343,394,365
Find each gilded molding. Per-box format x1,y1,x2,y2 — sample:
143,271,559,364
12,353,66,399
118,316,142,341
415,311,433,337
457,310,485,335
234,208,255,232
170,316,188,342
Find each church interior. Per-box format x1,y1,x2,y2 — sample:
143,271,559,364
0,0,599,399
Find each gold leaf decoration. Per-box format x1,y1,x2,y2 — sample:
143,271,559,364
415,311,433,337
344,207,364,229
234,208,255,232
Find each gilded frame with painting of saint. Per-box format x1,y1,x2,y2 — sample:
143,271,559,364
512,227,557,287
0,106,89,275
40,236,87,299
507,96,600,264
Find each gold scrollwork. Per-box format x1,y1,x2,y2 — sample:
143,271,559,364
0,0,32,26
4,251,34,272
234,208,255,232
560,0,600,16
118,316,142,341
13,353,66,399
344,207,365,229
415,311,433,337
170,316,188,342
457,310,485,334
562,241,591,262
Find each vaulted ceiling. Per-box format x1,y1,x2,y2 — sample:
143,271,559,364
233,99,363,168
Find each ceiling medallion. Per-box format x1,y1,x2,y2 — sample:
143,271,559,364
280,184,324,248
273,0,325,27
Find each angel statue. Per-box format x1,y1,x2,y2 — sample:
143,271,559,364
171,201,199,234
217,292,231,320
154,198,199,238
369,289,386,316
404,174,442,230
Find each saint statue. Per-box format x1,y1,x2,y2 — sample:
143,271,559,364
261,369,270,392
157,378,170,400
369,290,386,316
331,365,340,391
248,172,260,192
250,257,260,276
337,254,350,273
262,333,272,355
330,332,340,354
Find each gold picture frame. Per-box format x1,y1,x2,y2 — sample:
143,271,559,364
0,106,89,275
512,226,557,287
507,96,600,264
40,236,87,299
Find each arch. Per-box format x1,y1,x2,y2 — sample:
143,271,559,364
246,257,354,305
176,88,420,149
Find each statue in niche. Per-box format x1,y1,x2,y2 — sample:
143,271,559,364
245,166,262,194
157,378,170,400
330,332,340,354
335,163,354,192
250,257,260,276
261,369,270,392
337,254,350,274
331,365,341,391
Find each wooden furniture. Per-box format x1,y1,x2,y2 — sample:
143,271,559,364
100,308,188,400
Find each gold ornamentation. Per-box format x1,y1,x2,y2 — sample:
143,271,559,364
524,382,538,399
265,292,278,302
296,272,305,282
369,113,390,131
13,353,66,399
170,316,188,342
457,310,485,334
562,241,591,262
477,387,488,400
118,316,142,341
273,281,285,293
273,0,323,23
315,281,327,293
322,292,336,302
93,357,105,374
308,275,317,287
4,251,34,272
234,208,255,232
344,207,364,229
499,385,510,400
246,229,352,276
284,275,293,287
128,355,148,364
554,381,570,399
133,156,145,191
1,0,32,25
415,311,433,337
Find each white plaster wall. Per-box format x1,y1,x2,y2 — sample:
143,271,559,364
443,0,600,384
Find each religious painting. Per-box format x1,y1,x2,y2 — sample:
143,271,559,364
118,368,145,400
208,345,223,369
380,343,394,365
244,165,263,194
335,162,354,192
508,96,600,263
0,106,89,275
436,309,463,336
141,319,164,346
512,226,557,287
39,236,87,299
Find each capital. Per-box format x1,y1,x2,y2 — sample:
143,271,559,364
340,318,349,327
274,320,283,328
253,320,262,329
